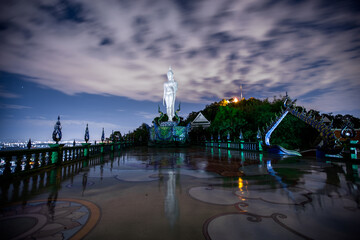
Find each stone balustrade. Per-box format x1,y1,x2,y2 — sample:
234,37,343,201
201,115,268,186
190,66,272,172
0,142,134,177
201,140,263,152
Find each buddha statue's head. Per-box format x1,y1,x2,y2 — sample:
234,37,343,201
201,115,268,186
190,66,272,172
167,66,174,81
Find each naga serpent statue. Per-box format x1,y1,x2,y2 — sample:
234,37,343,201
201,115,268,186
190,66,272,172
263,93,340,153
156,103,181,125
174,103,181,124
156,105,166,125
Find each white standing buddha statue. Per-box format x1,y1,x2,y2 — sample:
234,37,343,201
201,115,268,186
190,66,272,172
163,66,178,121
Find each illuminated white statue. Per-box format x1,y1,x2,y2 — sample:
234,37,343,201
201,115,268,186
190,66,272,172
163,66,178,121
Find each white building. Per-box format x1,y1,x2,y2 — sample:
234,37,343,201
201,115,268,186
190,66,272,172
190,112,211,129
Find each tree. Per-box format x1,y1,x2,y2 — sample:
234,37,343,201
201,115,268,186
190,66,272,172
184,111,199,125
211,106,247,139
271,114,307,149
110,131,122,142
171,95,360,149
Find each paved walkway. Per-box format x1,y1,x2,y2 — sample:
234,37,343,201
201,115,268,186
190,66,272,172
1,147,360,239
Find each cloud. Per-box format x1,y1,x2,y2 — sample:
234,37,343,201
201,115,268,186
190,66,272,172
135,111,158,120
0,103,31,109
16,118,120,129
0,86,20,98
0,0,359,116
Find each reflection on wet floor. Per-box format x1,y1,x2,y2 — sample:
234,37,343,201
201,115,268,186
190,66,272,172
0,146,360,239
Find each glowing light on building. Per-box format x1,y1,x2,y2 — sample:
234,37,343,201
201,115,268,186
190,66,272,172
219,99,229,106
233,97,239,103
238,177,243,192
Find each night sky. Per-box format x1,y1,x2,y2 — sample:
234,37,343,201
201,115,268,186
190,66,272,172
0,0,359,142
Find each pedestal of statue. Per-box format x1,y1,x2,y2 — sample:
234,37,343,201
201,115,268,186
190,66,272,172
160,121,178,127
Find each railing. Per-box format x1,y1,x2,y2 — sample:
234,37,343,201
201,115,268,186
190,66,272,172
199,140,263,152
0,153,115,205
0,142,134,178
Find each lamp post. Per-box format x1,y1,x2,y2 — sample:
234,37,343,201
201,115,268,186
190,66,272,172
52,116,62,144
101,128,105,143
49,116,64,164
100,128,105,153
218,132,221,148
257,128,263,151
111,130,114,151
227,132,231,159
82,124,91,157
27,138,31,149
84,124,90,144
239,129,244,150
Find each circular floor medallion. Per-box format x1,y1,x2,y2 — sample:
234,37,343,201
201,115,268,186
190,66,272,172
0,199,100,240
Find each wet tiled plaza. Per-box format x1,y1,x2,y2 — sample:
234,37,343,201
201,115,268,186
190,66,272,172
1,146,360,239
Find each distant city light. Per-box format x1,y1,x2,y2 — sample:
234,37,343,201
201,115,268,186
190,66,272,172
233,97,239,103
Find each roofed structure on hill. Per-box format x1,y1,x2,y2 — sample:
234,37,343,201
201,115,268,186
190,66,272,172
191,112,211,129
323,116,331,124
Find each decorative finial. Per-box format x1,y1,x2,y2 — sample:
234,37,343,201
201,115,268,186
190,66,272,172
257,128,261,139
27,138,31,149
84,123,90,143
52,116,62,144
284,92,289,108
239,129,244,140
101,128,105,143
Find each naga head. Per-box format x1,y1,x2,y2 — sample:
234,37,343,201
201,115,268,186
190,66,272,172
340,118,355,139
283,92,289,108
283,92,296,108
177,102,181,112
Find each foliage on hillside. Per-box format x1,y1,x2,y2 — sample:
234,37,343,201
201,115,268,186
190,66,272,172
185,96,359,150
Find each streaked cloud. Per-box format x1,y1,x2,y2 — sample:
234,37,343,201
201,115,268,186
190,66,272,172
0,103,31,109
0,86,20,98
0,0,359,115
135,111,158,120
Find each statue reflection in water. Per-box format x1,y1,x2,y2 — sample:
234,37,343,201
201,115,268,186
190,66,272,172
146,151,184,226
164,170,179,227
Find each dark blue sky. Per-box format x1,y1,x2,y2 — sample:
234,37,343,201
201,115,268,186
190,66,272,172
0,0,360,141
0,71,205,141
